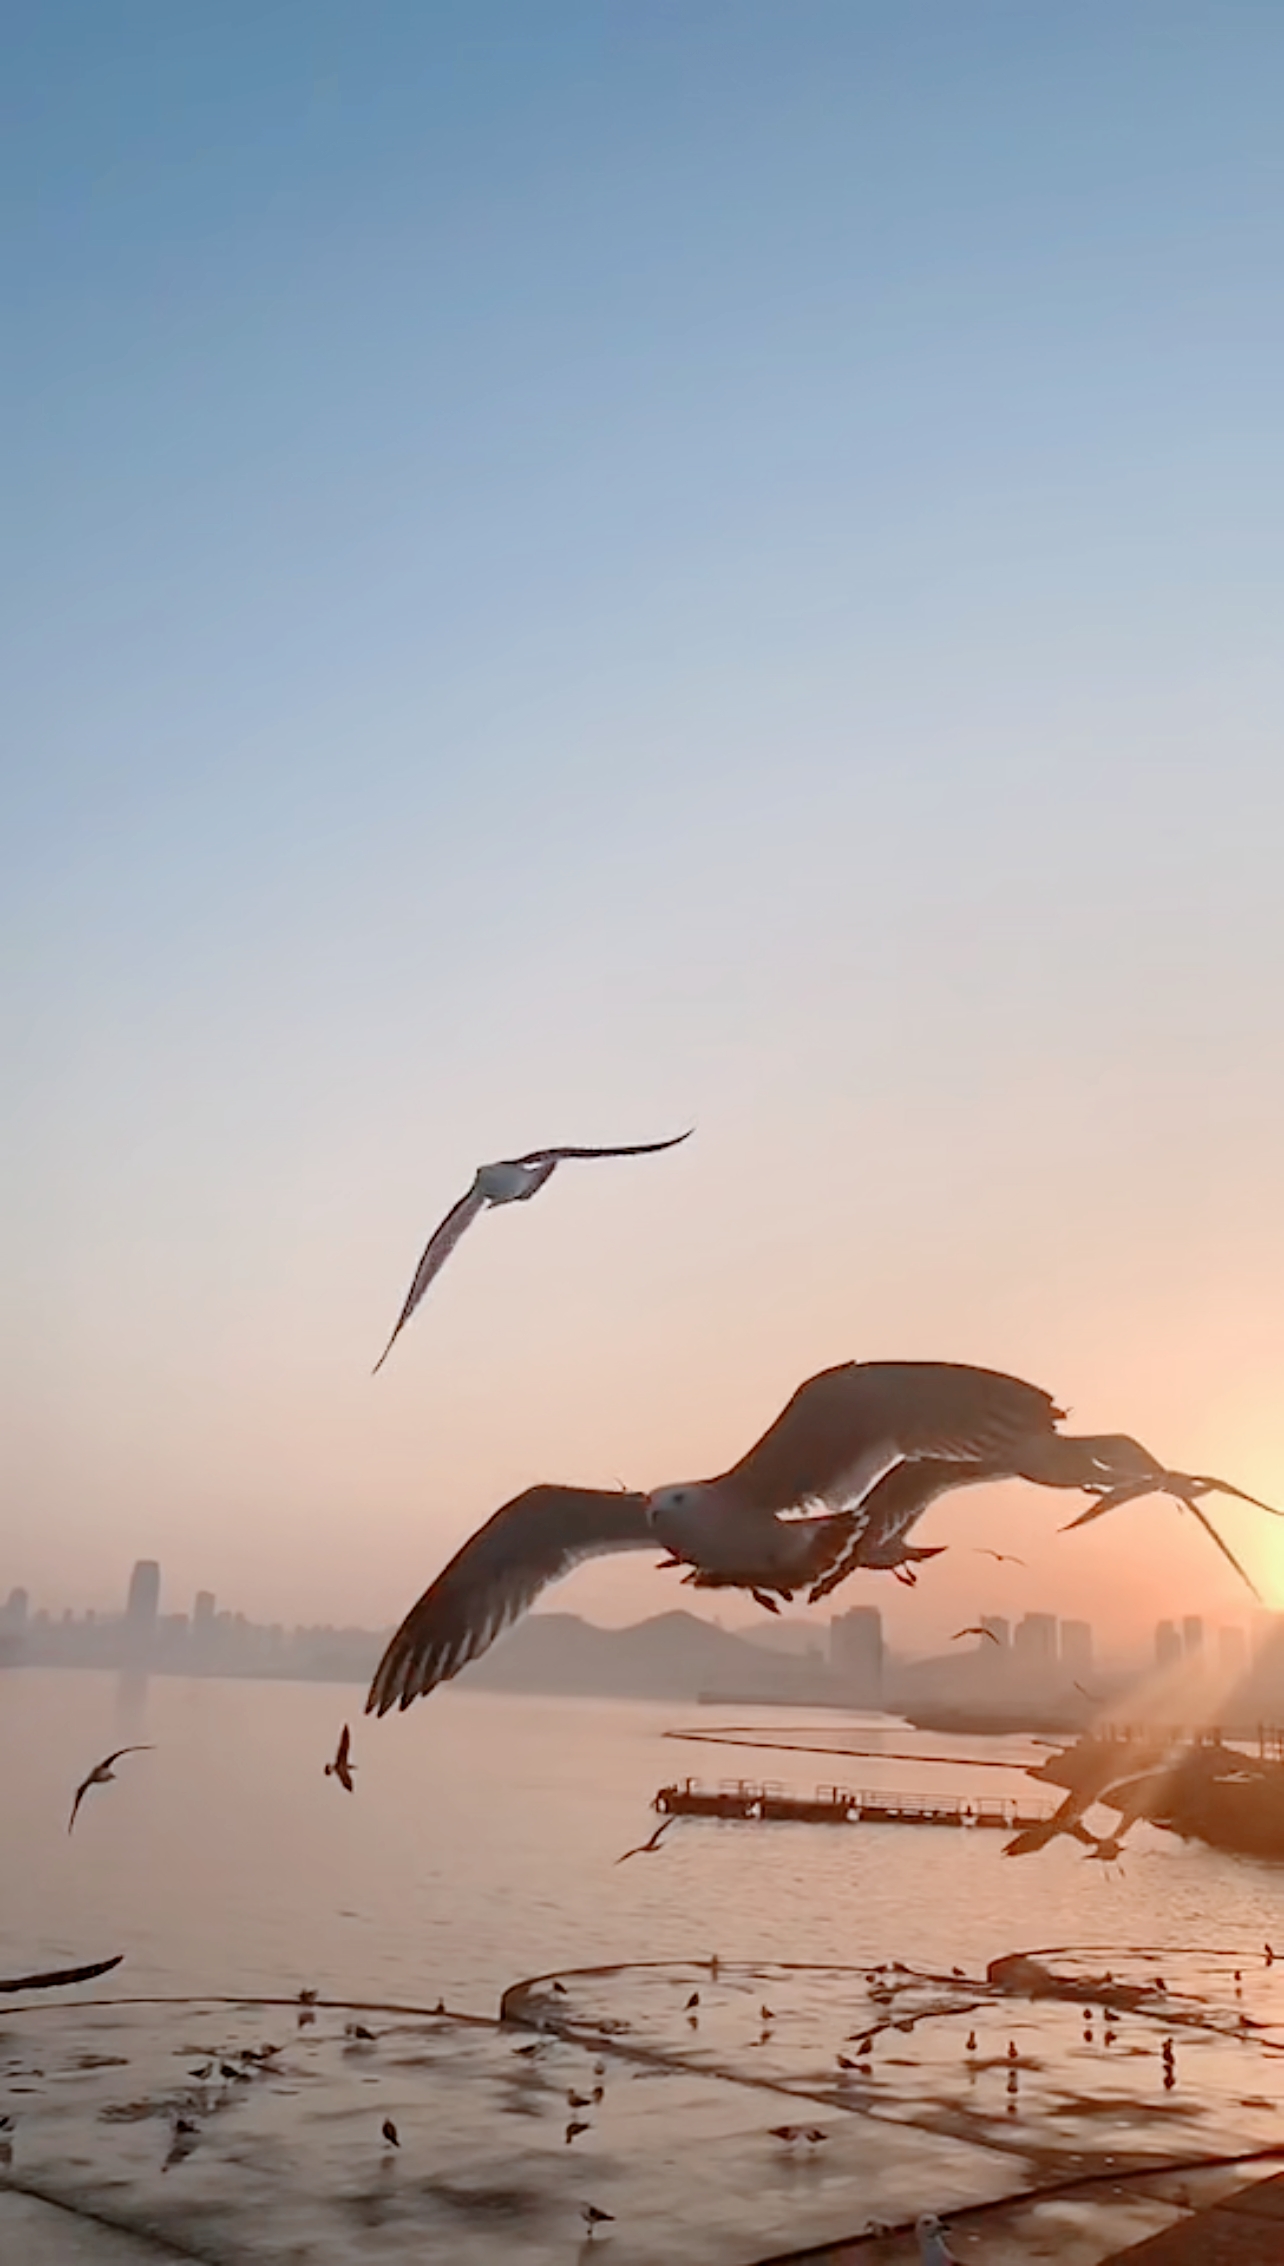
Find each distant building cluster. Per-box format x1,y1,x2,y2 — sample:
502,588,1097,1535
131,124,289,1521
0,1563,384,1685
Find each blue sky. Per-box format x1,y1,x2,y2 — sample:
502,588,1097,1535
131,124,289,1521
5,3,1284,1647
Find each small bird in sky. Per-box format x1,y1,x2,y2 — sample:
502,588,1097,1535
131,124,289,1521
614,1816,673,1863
917,2212,959,2263
684,1990,700,2009
567,2089,593,2109
381,2118,399,2148
769,2125,803,2146
67,1747,153,1835
952,1625,1001,1645
324,1724,355,1792
975,1548,1026,1566
373,1131,692,1368
565,2119,590,2144
581,2202,614,2235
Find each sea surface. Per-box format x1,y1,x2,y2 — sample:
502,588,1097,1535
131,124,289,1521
3,1670,1282,2016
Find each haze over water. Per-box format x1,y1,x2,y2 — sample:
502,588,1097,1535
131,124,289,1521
5,1674,1280,2014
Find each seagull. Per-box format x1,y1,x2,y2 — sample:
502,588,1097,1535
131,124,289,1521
614,1817,674,1863
381,2118,400,2148
324,1725,355,1792
67,1747,153,1835
952,1625,1001,1645
975,1548,1026,1565
367,1357,1273,1710
581,2203,614,2235
917,2212,959,2264
372,1132,692,1368
565,2119,590,2144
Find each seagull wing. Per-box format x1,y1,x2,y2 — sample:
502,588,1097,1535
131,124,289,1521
373,1182,488,1370
67,1776,93,1834
367,1486,655,1714
807,1455,1017,1603
336,1725,351,1769
98,1746,153,1770
719,1363,1063,1517
514,1131,692,1164
0,1952,124,1993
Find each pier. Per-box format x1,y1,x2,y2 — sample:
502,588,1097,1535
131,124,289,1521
653,1775,1053,1830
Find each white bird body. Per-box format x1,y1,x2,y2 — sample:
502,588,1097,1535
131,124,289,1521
916,2215,959,2264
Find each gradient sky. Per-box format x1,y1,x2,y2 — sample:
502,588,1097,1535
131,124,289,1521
5,3,1284,1657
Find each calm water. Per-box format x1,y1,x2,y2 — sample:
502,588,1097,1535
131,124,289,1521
3,1670,1282,2014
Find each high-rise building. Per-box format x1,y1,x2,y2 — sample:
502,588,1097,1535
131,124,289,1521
123,1560,161,1661
1,1587,28,1633
1059,1621,1094,1674
193,1590,216,1629
1013,1613,1057,1667
1155,1620,1181,1668
1218,1626,1247,1674
1182,1616,1205,1656
980,1615,1010,1650
829,1608,884,1706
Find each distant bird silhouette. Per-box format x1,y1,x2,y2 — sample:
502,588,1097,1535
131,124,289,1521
975,1548,1026,1566
769,2125,803,2145
567,2089,593,2109
368,1360,1273,1710
373,1132,692,1368
381,2118,399,2148
581,2202,614,2235
951,1625,1001,1645
67,1747,153,1835
324,1725,355,1792
614,1817,673,1863
684,1990,700,2009
565,2119,590,2144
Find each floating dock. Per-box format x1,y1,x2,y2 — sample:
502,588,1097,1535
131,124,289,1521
653,1775,1052,1830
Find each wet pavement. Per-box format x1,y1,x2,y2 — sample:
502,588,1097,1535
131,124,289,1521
2,1945,1283,2262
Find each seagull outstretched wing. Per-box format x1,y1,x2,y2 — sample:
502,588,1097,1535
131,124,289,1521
372,1184,490,1371
719,1363,1064,1517
367,1486,655,1714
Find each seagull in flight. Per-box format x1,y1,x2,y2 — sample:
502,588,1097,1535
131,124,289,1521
324,1725,355,1792
67,1747,153,1835
366,1358,1276,1713
614,1816,674,1863
372,1131,692,1369
975,1547,1026,1566
952,1625,1001,1645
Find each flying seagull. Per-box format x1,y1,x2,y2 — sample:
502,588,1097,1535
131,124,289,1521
952,1625,1001,1645
614,1816,674,1863
325,1725,355,1792
67,1747,153,1835
975,1548,1026,1566
366,1358,1278,1713
373,1131,692,1369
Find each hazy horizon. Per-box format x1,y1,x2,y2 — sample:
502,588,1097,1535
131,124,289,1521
6,4,1284,1663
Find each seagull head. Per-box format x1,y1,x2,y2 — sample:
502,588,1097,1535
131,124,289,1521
645,1483,716,1554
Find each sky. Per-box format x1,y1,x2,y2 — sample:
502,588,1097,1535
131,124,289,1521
4,2,1284,1658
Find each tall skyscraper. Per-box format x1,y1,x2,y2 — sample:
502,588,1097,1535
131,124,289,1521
1059,1620,1094,1674
1182,1616,1205,1656
829,1608,884,1706
1155,1620,1181,1668
979,1615,1010,1649
123,1560,161,1662
1013,1612,1057,1667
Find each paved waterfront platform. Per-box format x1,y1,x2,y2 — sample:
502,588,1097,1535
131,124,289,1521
2,1945,1283,2262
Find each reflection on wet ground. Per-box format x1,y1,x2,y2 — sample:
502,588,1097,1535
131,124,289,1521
2,1945,1283,2263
